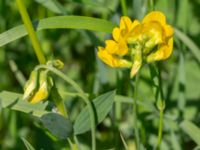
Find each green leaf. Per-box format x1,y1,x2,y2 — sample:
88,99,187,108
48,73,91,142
0,91,48,117
34,0,67,14
40,113,73,139
74,90,115,135
21,137,35,150
0,16,114,47
174,28,200,63
180,120,200,146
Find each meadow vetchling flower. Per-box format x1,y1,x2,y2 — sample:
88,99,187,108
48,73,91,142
29,71,53,104
23,70,53,104
97,11,173,78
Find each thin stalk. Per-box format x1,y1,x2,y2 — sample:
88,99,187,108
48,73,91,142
157,105,164,150
149,0,154,11
157,64,165,150
132,73,140,150
120,0,127,16
16,0,46,64
36,65,96,150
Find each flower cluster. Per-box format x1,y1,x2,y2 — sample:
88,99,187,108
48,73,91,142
98,11,173,78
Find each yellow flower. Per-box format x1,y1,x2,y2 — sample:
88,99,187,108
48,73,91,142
97,11,173,78
141,11,173,62
97,45,132,68
29,71,53,104
97,17,138,68
23,70,53,104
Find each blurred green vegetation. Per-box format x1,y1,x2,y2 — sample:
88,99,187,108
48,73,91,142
0,0,200,150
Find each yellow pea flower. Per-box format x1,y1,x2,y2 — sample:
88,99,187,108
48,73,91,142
141,11,174,62
97,46,132,68
29,71,53,104
97,17,138,68
97,11,173,78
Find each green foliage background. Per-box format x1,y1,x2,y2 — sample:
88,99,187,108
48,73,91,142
0,0,200,149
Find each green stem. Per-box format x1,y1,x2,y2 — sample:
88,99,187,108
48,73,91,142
149,64,165,150
156,66,165,150
120,0,127,16
36,65,96,150
132,73,140,150
16,0,46,64
157,104,164,150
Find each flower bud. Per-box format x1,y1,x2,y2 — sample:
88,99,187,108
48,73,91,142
29,71,53,104
47,59,64,69
23,70,39,101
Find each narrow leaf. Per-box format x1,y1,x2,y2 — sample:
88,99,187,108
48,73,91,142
174,28,200,63
120,131,129,150
40,113,73,139
35,0,67,14
0,16,115,47
21,137,35,150
180,120,200,146
0,91,48,117
74,90,115,135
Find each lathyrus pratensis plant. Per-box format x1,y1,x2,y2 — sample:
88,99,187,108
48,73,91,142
16,0,97,149
98,11,173,149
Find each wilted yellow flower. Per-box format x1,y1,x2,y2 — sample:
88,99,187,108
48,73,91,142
23,70,53,104
29,71,53,104
23,59,65,104
97,11,173,78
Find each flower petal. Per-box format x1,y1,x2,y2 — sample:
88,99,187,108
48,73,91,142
30,82,49,104
112,27,121,42
146,37,173,62
97,47,131,68
165,25,173,38
120,16,132,30
105,40,128,56
142,11,166,27
130,20,140,31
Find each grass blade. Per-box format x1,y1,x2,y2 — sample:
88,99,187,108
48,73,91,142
180,120,200,146
174,28,200,63
0,16,115,47
21,137,35,150
35,0,67,14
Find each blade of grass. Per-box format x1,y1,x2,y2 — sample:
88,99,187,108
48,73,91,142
0,16,115,47
34,0,67,14
174,28,200,63
180,120,200,146
21,137,35,150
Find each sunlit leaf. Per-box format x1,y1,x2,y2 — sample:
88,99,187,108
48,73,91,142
0,16,114,47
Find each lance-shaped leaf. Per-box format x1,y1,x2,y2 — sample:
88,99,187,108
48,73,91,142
74,90,115,135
